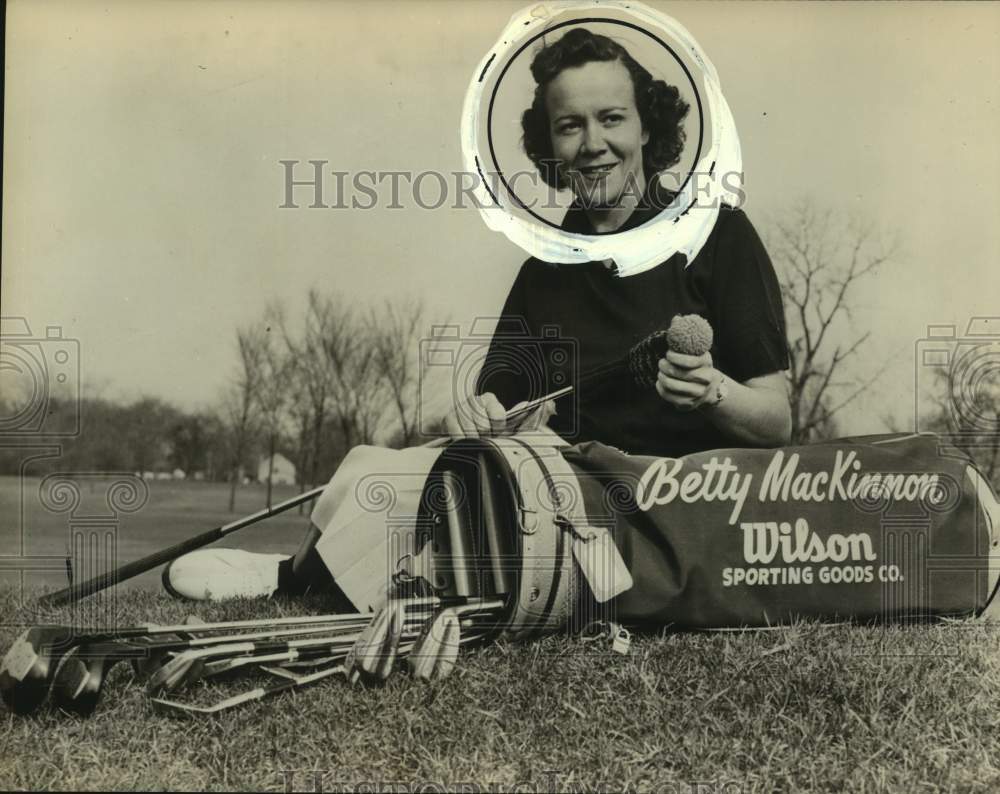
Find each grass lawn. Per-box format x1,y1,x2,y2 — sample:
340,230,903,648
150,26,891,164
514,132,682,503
2,586,1000,792
3,475,1000,791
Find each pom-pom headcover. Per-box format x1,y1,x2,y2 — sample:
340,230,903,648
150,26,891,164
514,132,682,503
627,315,714,387
666,314,713,356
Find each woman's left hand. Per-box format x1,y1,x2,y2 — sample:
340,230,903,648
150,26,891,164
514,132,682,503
655,350,723,412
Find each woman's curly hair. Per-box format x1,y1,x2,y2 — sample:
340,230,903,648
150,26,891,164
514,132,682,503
521,28,690,190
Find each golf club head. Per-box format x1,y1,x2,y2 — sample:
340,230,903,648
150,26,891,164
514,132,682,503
131,644,174,681
150,696,214,717
408,609,461,682
344,602,405,686
198,655,258,681
0,626,79,715
162,656,210,694
50,643,126,717
146,651,200,697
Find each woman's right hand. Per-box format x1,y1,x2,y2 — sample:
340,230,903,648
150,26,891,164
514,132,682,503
443,392,508,439
443,393,556,439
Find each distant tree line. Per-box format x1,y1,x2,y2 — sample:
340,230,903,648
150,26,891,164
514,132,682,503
0,395,234,479
0,291,436,512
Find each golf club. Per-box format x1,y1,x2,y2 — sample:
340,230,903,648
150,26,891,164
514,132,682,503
150,663,345,716
345,598,503,686
408,608,462,682
38,487,325,608
147,598,502,697
1,608,379,715
194,645,353,683
262,625,482,684
344,601,406,686
152,619,491,716
51,621,370,716
146,624,407,697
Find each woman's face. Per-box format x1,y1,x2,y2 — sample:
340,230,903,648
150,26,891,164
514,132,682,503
545,59,649,207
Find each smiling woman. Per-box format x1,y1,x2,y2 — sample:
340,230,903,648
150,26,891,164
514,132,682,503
453,26,794,459
520,27,688,233
166,13,794,607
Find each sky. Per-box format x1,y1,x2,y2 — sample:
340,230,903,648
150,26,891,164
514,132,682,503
3,0,999,436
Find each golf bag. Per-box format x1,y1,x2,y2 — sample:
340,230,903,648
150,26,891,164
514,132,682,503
313,432,1000,633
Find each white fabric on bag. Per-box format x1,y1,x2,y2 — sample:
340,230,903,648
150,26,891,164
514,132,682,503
310,427,568,612
311,444,446,612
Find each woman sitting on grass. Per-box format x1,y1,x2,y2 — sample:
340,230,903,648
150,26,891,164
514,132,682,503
164,27,791,604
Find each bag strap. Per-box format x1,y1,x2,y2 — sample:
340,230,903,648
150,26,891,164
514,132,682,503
485,437,579,641
490,436,633,638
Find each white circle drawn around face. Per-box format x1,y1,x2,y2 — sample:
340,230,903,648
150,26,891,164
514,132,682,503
461,0,742,277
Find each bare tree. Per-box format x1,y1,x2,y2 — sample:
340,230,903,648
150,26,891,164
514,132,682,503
275,289,391,483
256,309,292,508
283,355,317,512
368,298,434,448
222,327,264,512
228,292,441,512
314,294,389,450
767,200,896,443
280,290,337,493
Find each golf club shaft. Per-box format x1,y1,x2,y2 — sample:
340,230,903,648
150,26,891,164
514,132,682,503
168,623,487,699
488,332,666,428
260,631,484,682
162,607,496,666
83,621,373,661
152,664,345,715
25,610,371,653
195,626,475,681
38,487,325,607
60,594,495,644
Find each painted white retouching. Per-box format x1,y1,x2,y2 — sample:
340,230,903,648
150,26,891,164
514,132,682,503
461,0,742,277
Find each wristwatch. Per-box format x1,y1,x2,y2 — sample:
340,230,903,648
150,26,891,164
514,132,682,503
702,375,728,410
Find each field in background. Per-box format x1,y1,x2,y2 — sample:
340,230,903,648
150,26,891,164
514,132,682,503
0,475,313,598
2,587,1000,791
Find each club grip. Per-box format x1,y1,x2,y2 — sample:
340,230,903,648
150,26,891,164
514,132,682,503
38,526,225,608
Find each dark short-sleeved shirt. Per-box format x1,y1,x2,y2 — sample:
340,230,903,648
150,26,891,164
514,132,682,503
475,200,790,458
